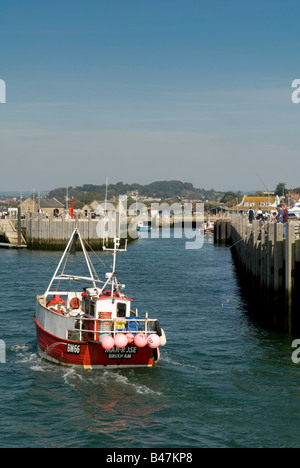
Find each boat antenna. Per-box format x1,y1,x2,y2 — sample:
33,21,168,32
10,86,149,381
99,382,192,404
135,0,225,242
104,177,108,215
102,237,127,297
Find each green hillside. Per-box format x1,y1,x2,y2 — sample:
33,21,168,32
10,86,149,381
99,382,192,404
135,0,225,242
49,181,224,207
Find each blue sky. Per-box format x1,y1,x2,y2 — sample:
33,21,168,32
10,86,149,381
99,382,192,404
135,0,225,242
1,0,300,193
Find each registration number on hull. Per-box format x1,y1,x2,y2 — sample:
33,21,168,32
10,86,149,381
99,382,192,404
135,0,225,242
67,343,81,355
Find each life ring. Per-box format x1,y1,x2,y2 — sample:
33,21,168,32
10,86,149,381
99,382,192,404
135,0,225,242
70,297,81,309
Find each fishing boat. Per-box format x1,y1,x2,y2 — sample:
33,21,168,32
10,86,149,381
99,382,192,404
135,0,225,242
137,221,152,232
288,200,300,218
35,229,166,369
204,221,214,235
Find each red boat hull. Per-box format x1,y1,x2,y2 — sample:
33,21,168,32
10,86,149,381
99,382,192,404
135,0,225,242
35,317,159,368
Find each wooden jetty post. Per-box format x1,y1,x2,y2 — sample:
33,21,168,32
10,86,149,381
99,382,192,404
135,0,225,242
214,220,232,245
285,222,295,335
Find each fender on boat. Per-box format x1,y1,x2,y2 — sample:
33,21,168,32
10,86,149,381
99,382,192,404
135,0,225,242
160,328,167,346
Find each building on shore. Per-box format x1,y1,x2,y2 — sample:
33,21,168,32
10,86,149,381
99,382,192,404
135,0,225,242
20,197,65,217
229,195,278,214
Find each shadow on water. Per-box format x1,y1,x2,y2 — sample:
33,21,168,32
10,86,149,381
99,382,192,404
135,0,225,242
230,259,290,336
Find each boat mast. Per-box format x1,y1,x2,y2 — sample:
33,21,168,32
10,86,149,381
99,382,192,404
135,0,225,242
45,228,98,296
45,229,77,296
79,229,98,289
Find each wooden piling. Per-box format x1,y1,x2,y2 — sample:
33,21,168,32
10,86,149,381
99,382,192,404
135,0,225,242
227,214,300,334
285,223,295,335
214,220,231,245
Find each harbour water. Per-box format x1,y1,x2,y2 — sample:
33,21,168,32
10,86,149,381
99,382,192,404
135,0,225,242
0,229,300,448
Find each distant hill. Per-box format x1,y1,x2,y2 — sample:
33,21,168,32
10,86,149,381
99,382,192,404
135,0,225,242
49,181,224,207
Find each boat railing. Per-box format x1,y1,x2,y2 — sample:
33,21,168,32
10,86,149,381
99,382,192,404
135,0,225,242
67,316,159,342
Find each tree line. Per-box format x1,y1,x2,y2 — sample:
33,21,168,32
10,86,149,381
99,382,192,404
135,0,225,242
48,181,300,210
49,180,224,207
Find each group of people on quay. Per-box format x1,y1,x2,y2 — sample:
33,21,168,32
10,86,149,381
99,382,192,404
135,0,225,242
248,203,289,237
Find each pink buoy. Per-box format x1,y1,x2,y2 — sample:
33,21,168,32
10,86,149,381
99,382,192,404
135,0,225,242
134,333,148,348
127,333,135,344
114,333,128,349
101,335,115,350
147,334,161,349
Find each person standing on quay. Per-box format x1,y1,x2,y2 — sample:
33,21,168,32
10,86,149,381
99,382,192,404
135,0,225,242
248,208,255,224
276,204,284,223
283,203,289,238
270,211,278,222
276,203,289,238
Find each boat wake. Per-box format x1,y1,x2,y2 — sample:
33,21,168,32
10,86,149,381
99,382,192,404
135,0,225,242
61,366,163,396
9,343,163,400
10,343,47,372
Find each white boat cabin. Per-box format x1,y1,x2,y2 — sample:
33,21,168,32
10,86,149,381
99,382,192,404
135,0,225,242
83,288,135,320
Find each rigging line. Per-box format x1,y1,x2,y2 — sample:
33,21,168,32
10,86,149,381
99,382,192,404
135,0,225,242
69,278,104,286
83,238,108,272
56,238,74,291
255,173,269,192
84,249,101,284
82,238,109,276
229,219,275,250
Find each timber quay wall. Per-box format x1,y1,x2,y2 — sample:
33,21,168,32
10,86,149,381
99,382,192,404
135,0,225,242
214,216,300,334
1,213,219,250
20,214,133,250
19,213,219,250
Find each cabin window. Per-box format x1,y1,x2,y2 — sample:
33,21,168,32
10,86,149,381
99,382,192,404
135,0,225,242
116,302,127,318
90,301,95,317
85,299,95,316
